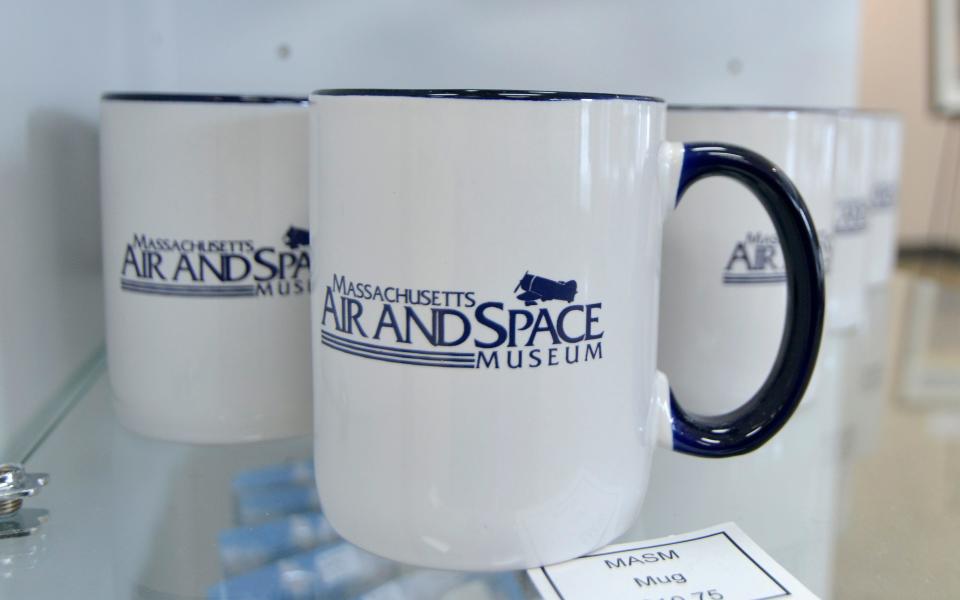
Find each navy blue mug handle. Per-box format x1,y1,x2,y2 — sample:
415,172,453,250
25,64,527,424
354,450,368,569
666,143,825,457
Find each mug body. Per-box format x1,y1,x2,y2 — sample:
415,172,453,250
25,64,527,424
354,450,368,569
660,108,836,414
865,114,903,287
829,113,874,330
309,90,669,570
100,93,312,443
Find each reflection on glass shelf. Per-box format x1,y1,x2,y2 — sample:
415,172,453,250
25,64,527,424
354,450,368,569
900,276,960,405
3,273,960,599
207,461,526,599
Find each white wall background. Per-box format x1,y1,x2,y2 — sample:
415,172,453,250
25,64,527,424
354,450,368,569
0,2,127,460
0,0,860,458
123,0,860,105
859,0,960,247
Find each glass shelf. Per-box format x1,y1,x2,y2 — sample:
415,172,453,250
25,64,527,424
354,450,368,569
2,270,959,599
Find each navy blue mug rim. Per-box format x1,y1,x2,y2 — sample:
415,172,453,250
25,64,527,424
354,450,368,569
101,92,307,105
310,89,665,103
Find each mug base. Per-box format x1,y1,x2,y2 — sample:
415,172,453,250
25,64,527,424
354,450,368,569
110,380,312,444
318,498,631,572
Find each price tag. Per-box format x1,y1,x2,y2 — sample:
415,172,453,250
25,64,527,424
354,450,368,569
528,523,818,600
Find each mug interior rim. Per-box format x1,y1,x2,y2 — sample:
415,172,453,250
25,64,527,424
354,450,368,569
670,104,900,118
310,89,665,103
101,92,307,104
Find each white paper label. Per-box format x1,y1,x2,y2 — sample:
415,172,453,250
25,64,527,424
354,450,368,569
528,523,818,600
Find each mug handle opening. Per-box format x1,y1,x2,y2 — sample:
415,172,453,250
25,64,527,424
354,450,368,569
657,142,826,457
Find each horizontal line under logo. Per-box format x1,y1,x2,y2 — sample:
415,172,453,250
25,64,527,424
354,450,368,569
321,331,476,368
120,279,256,297
321,336,475,364
722,273,787,284
321,330,474,358
834,223,867,235
320,339,474,369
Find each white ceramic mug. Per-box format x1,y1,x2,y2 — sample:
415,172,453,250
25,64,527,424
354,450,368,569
865,113,904,287
829,113,874,330
308,89,825,570
100,93,312,443
660,107,837,415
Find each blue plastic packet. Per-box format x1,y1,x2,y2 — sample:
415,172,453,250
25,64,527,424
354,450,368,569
219,512,340,575
352,569,526,600
207,542,398,600
233,484,321,526
231,459,315,492
352,569,470,600
481,572,528,600
434,573,527,600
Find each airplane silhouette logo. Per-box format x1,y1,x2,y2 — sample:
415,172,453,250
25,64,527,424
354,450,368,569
514,271,578,306
284,226,310,249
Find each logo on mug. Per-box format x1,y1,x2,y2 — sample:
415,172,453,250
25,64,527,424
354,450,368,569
723,232,786,284
283,226,310,249
514,271,577,305
869,183,897,210
834,199,867,235
118,227,311,298
319,271,603,370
